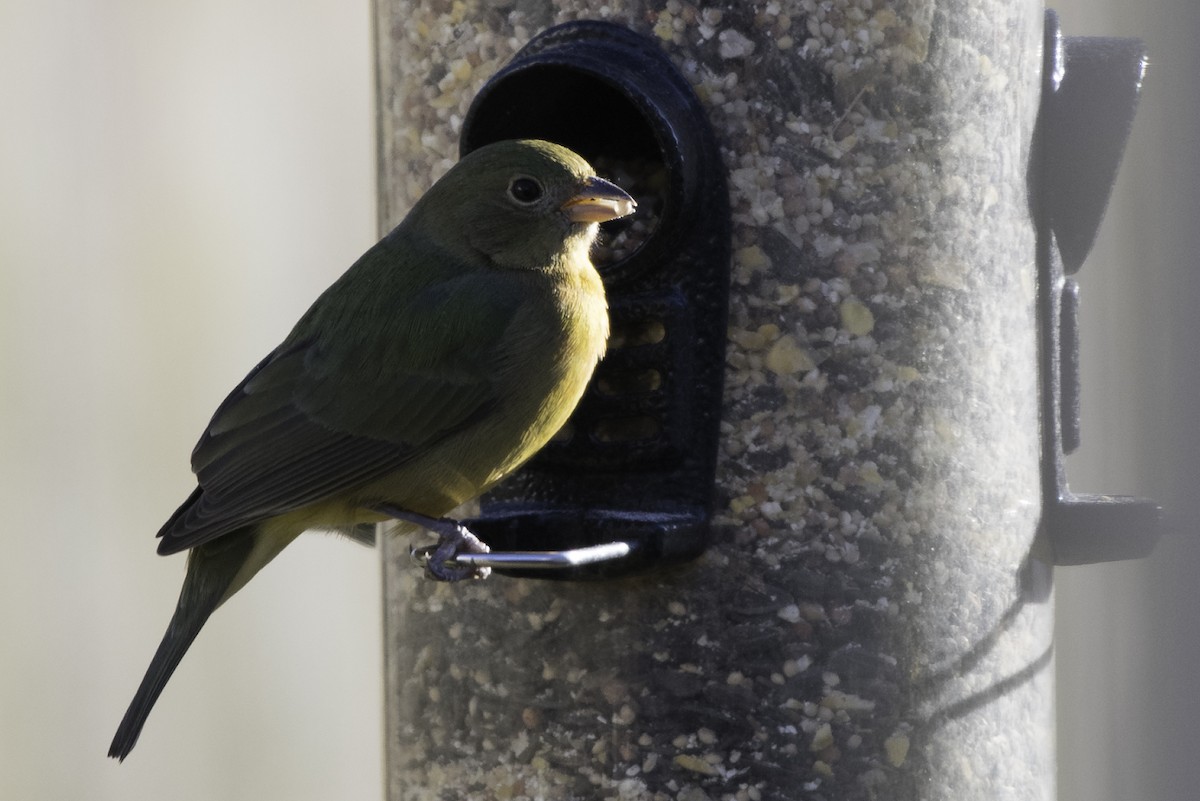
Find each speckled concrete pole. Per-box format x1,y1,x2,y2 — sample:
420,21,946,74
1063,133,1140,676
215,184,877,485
376,2,1050,800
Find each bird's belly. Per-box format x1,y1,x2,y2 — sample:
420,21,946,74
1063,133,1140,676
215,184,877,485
353,361,595,520
352,454,493,519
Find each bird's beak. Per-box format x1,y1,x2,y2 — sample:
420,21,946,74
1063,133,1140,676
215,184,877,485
562,176,637,223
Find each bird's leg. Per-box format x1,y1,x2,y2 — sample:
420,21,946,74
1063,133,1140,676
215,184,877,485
372,504,491,582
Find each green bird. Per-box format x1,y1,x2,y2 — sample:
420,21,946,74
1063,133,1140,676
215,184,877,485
109,139,635,760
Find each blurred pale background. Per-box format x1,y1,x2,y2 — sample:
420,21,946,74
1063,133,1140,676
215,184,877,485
1,2,1197,801
1052,2,1200,801
0,2,382,800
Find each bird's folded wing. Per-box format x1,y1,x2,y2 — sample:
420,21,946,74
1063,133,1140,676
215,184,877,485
156,278,520,554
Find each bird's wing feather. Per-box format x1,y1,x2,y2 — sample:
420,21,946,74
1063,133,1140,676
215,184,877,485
156,273,522,554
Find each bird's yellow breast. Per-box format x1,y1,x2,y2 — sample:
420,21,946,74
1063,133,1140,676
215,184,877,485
338,258,607,523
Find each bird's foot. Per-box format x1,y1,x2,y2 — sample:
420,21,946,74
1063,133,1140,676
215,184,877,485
420,524,491,582
373,504,491,582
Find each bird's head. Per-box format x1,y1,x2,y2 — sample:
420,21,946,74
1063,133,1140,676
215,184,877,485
411,139,636,272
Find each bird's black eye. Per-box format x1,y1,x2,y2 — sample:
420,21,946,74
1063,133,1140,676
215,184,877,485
508,176,544,205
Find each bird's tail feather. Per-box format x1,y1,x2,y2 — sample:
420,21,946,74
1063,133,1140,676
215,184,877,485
108,529,258,761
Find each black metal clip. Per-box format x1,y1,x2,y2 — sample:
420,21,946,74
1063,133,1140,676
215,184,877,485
1033,10,1163,565
451,21,731,579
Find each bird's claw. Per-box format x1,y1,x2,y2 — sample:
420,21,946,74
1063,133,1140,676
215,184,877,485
414,523,492,582
376,503,492,582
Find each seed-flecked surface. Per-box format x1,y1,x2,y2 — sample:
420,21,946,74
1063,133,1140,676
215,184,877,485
378,2,1052,799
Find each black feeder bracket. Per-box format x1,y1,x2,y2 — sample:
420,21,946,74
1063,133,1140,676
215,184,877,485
1034,10,1164,565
